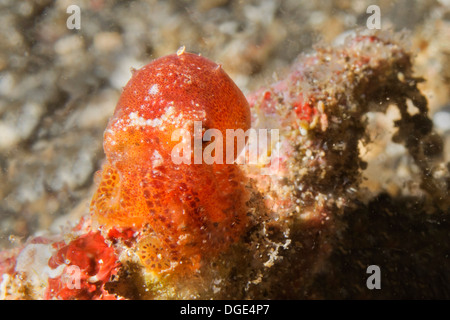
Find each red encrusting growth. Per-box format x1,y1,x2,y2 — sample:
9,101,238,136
46,232,119,300
89,51,251,275
293,94,318,123
0,250,19,276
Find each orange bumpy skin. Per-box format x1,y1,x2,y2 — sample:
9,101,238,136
90,51,251,275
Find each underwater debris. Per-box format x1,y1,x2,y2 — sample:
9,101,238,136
0,29,448,300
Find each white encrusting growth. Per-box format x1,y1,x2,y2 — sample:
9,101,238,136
108,105,186,133
128,111,163,128
148,84,159,95
15,243,66,290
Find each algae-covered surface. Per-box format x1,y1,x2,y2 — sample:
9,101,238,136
0,0,449,299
